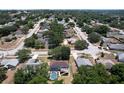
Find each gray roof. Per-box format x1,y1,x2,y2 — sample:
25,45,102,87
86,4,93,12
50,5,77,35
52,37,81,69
117,53,124,62
26,59,41,66
108,44,124,50
1,59,19,67
97,59,114,69
107,32,124,39
102,37,110,43
75,58,93,67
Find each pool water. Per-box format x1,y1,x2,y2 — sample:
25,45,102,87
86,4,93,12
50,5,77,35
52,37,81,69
50,71,58,80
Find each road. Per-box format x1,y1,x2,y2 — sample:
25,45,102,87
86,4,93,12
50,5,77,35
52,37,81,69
72,20,110,59
0,18,111,59
0,19,45,56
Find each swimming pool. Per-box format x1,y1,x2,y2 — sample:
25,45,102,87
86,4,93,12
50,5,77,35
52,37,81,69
50,71,58,80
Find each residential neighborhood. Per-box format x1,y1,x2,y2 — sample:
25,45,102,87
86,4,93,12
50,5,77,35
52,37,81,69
1,10,124,84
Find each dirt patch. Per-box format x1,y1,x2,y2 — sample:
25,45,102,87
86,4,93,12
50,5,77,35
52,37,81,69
0,37,24,51
2,69,15,84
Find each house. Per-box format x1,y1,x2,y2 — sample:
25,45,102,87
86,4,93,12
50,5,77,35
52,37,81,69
14,30,23,38
107,31,124,42
108,44,124,50
0,59,19,69
58,19,65,24
75,58,93,68
26,59,41,66
117,53,124,62
101,37,120,44
64,28,75,38
26,54,42,67
40,22,50,30
96,59,115,69
50,61,69,75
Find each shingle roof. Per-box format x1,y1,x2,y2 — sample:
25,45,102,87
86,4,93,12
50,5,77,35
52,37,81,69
117,53,124,62
26,59,41,66
75,58,93,67
108,44,124,50
1,59,19,67
50,61,69,71
97,59,114,69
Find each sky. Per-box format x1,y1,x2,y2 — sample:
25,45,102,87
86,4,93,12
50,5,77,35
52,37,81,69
0,0,124,10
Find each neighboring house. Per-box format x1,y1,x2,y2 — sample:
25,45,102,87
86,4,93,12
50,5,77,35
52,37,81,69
50,61,69,74
0,59,19,69
108,44,124,50
58,19,65,24
48,15,55,21
40,22,50,30
37,33,43,38
107,31,124,42
14,30,23,38
101,37,120,44
26,59,41,66
117,53,124,62
96,59,115,69
26,54,42,68
75,58,93,68
101,37,121,50
64,28,75,38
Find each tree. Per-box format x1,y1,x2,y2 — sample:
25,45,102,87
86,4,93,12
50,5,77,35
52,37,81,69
34,40,44,49
53,80,63,84
16,49,31,62
65,17,69,23
88,32,101,43
49,46,70,60
72,64,111,84
24,37,35,48
14,63,49,84
44,20,64,49
110,64,124,83
0,25,17,37
28,76,48,84
14,69,27,84
27,20,34,29
0,68,6,83
74,40,88,50
94,25,110,36
24,34,44,49
82,25,93,34
57,17,63,21
21,25,29,34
